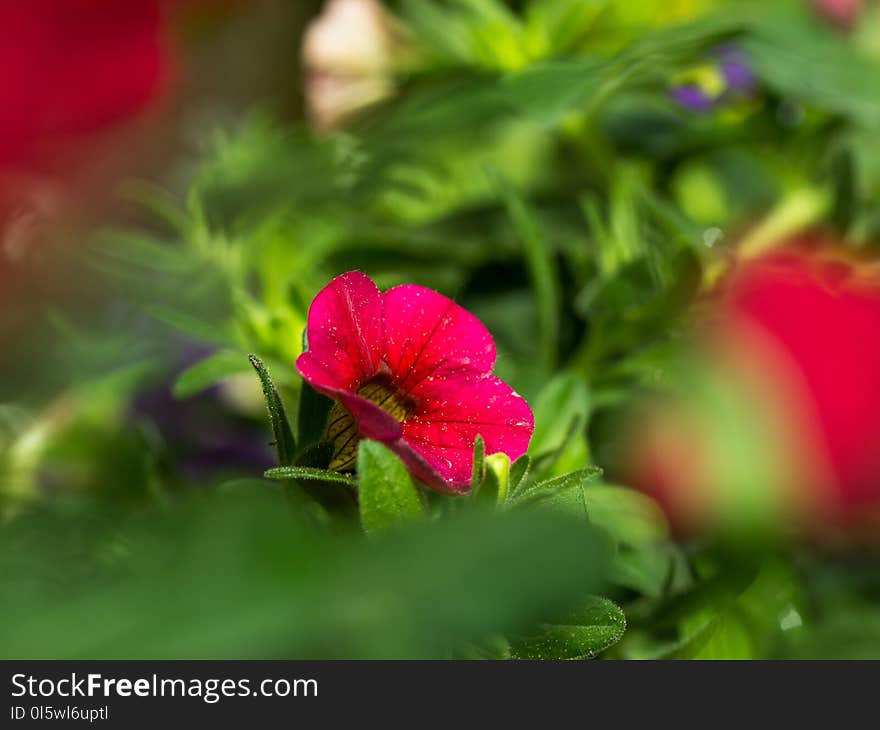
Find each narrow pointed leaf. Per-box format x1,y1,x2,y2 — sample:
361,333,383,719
470,435,486,493
264,466,357,487
509,455,530,493
249,354,296,466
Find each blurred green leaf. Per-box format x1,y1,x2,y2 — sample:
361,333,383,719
493,171,560,373
172,350,249,398
745,7,880,128
675,611,755,660
528,373,590,460
146,305,231,346
0,493,612,658
584,484,668,545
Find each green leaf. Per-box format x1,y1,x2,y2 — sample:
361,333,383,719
501,15,742,123
491,170,560,374
508,466,602,511
146,305,231,346
249,354,296,466
173,350,249,398
529,373,590,459
580,482,672,597
744,7,880,128
264,466,357,487
357,440,426,536
0,493,613,659
528,374,591,481
674,611,755,660
584,484,668,545
612,544,677,599
510,596,626,660
482,452,511,505
509,454,530,493
470,435,486,492
455,635,512,660
215,478,275,496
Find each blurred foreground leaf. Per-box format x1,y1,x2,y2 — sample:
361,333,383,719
0,492,612,659
173,350,249,398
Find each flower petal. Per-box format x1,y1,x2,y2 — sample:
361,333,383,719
401,375,534,489
336,391,402,442
296,271,384,396
385,437,453,493
382,284,496,399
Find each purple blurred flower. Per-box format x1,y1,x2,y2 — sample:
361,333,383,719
669,85,716,113
717,46,757,95
130,346,274,482
670,45,757,113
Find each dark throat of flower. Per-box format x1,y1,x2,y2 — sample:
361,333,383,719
324,375,415,472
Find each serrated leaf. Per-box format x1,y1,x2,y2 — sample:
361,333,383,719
173,350,249,398
249,355,296,466
264,466,357,487
508,466,602,510
358,440,426,536
510,596,626,660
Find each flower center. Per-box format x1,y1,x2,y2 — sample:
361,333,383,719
324,376,415,471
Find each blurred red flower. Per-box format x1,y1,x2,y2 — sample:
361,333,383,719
0,0,171,172
629,244,880,533
725,249,880,516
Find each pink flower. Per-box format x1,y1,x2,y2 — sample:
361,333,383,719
296,271,534,493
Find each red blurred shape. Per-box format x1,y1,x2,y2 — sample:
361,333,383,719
811,0,864,29
0,0,170,172
726,248,880,516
